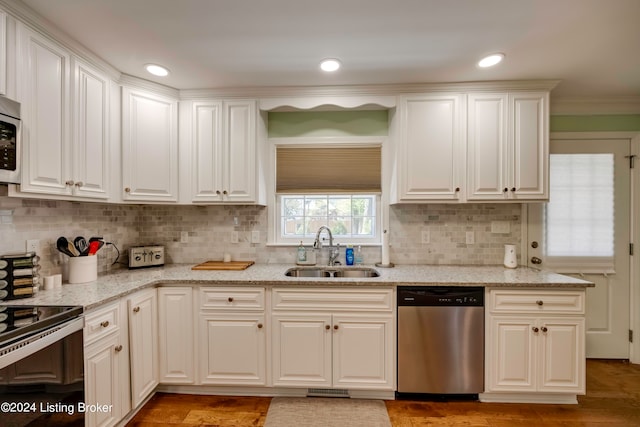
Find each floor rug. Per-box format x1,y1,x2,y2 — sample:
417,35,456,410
264,397,392,427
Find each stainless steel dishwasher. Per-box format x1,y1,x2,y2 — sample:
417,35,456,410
397,286,484,397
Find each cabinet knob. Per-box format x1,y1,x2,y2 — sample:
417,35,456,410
100,321,109,328
503,188,508,192
541,326,548,333
223,190,228,195
216,190,222,195
325,324,330,330
511,187,516,192
532,327,539,333
124,187,131,193
133,306,140,313
531,257,543,265
65,180,75,186
536,300,544,306
334,324,339,330
114,345,123,352
74,181,84,188
455,187,460,192
257,323,263,329
228,297,234,302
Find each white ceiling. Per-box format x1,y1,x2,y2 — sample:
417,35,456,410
16,0,640,101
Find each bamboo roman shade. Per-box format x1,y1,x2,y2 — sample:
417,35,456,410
276,146,381,193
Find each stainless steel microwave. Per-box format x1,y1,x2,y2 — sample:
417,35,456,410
0,96,21,184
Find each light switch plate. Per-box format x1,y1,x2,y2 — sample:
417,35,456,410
251,231,260,244
231,231,239,244
465,231,475,245
26,239,39,253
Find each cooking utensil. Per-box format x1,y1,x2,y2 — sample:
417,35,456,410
56,237,75,257
88,240,101,255
74,236,88,256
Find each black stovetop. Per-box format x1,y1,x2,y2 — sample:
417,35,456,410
0,305,83,348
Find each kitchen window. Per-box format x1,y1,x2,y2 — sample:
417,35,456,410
270,141,382,245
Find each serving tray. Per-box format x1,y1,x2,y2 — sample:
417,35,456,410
191,261,255,271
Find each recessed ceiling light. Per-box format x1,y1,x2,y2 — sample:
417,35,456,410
145,64,170,77
320,58,341,72
478,53,505,68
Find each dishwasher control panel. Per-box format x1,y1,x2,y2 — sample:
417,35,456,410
397,286,484,306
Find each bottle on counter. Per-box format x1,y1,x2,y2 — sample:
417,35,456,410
345,245,354,266
297,241,307,263
354,245,363,265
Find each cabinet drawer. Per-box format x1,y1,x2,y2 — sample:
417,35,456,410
84,301,121,346
489,289,585,314
272,288,393,312
199,287,265,310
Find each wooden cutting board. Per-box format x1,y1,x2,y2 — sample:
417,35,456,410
191,260,255,271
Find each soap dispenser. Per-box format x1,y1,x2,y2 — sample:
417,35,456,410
297,241,307,263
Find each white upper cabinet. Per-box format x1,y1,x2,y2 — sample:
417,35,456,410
188,99,257,204
0,9,7,96
15,24,110,200
122,87,178,202
17,24,72,196
394,94,465,202
467,91,548,201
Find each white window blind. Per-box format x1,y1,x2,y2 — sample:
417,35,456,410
544,153,614,273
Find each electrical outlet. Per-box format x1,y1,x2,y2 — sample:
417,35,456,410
421,230,430,244
26,239,39,253
465,231,475,245
251,231,260,244
231,231,239,244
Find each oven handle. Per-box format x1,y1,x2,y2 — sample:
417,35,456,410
0,316,83,369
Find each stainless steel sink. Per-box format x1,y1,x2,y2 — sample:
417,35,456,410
285,267,380,278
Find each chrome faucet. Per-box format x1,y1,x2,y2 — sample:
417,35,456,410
313,226,340,266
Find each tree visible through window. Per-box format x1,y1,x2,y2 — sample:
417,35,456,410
281,195,376,239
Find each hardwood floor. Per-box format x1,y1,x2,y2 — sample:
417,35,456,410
127,360,640,426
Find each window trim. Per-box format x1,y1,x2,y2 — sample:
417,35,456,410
267,136,388,246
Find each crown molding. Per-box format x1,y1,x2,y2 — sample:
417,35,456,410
0,0,120,81
119,74,180,99
551,96,640,115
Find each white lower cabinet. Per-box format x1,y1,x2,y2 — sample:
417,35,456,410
84,300,130,427
484,289,585,403
271,287,394,391
158,286,195,384
197,287,267,385
127,288,158,408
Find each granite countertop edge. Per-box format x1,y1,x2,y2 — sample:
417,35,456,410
2,263,595,312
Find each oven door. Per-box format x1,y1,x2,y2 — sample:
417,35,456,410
0,112,21,184
0,317,84,426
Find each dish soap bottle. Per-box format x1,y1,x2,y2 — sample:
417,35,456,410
345,245,354,266
297,241,307,264
355,245,363,265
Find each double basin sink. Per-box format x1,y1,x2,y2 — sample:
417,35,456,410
285,267,380,278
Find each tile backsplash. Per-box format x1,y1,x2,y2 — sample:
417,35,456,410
0,186,522,277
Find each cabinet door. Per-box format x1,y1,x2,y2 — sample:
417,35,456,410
0,10,6,96
466,93,508,200
509,92,548,200
158,287,194,384
72,58,110,199
224,100,256,202
199,313,266,385
272,313,332,387
398,94,464,201
191,101,224,202
128,289,158,408
332,315,394,390
122,87,178,202
18,24,72,196
488,316,537,392
538,318,585,393
85,333,126,427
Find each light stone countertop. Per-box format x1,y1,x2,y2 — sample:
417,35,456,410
3,263,593,312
